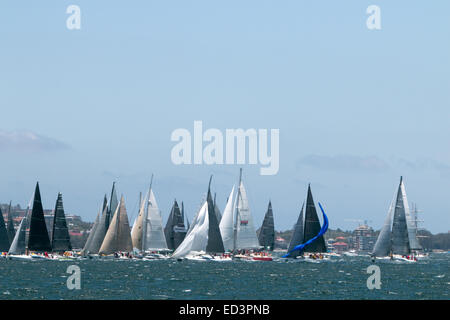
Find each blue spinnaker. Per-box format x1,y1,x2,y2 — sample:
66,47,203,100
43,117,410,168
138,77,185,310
283,202,329,258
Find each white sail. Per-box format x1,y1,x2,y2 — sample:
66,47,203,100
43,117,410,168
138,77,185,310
219,185,236,252
401,181,422,250
372,193,395,257
143,189,168,250
8,216,27,255
172,201,209,258
235,182,260,249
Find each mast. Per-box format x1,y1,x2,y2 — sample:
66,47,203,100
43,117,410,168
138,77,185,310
232,168,243,254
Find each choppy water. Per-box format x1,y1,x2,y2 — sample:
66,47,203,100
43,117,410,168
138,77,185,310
0,253,448,300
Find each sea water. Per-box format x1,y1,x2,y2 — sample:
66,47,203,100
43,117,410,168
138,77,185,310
0,253,448,300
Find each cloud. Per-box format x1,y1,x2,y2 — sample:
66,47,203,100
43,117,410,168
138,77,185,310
394,157,450,178
0,130,70,152
297,154,390,172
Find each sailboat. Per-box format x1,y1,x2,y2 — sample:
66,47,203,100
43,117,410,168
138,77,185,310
7,194,33,260
284,184,328,261
142,187,169,258
164,199,187,251
7,216,31,260
130,177,169,259
257,201,275,251
219,169,270,261
372,177,421,262
81,183,119,257
51,193,72,254
98,195,133,257
172,176,225,260
27,182,52,254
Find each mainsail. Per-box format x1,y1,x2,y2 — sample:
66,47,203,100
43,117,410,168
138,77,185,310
235,181,260,250
27,182,52,252
0,206,10,251
372,195,395,257
6,202,15,244
99,195,133,255
82,195,108,254
142,189,168,251
51,193,72,252
391,177,410,255
287,203,305,257
220,170,260,252
131,190,149,250
81,209,100,255
401,181,422,251
8,216,27,255
302,185,327,253
219,185,236,252
164,200,187,251
257,201,275,250
172,177,225,258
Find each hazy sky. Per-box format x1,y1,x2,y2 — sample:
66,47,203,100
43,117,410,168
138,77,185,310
1,1,449,233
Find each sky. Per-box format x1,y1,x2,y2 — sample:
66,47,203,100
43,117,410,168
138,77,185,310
0,1,449,233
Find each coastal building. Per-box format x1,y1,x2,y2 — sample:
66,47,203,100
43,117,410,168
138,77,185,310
333,242,348,253
352,224,376,253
